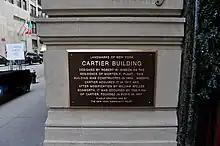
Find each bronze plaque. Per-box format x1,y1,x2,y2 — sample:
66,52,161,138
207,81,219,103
68,52,156,107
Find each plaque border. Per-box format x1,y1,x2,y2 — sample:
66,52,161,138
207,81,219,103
67,49,158,109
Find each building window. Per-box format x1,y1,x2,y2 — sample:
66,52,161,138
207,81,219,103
38,8,42,17
9,0,14,4
17,0,21,8
23,0,27,10
32,39,38,53
37,0,41,6
32,22,37,34
32,40,38,47
30,5,36,16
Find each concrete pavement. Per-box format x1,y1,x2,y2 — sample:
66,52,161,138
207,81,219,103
0,64,47,146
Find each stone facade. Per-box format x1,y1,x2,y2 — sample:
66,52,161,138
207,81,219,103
0,0,45,56
37,0,185,145
0,0,32,55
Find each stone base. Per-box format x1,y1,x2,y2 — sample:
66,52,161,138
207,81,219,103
44,109,177,146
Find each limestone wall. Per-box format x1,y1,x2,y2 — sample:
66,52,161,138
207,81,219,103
37,0,184,145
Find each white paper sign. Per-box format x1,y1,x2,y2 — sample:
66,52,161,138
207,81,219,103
6,43,25,60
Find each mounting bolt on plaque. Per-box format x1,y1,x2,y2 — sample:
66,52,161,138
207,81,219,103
155,0,165,6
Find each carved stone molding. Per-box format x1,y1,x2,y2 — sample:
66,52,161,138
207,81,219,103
37,17,185,44
155,0,166,6
40,37,183,46
42,0,183,17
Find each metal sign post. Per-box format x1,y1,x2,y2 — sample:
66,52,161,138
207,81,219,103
9,61,13,70
18,60,22,70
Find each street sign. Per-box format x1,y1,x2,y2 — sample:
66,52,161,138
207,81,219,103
6,43,25,60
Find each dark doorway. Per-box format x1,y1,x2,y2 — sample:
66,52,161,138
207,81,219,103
196,89,220,146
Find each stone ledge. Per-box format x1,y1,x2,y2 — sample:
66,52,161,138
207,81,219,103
46,109,177,127
40,36,183,45
45,9,182,17
45,45,182,51
44,41,183,45
37,17,184,38
44,140,177,146
45,127,177,141
37,17,185,23
39,36,183,44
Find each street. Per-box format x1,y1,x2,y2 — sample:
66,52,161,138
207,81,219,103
0,64,47,146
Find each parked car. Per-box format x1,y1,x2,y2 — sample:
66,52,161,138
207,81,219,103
39,52,43,58
25,52,43,65
0,69,32,104
0,55,9,66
